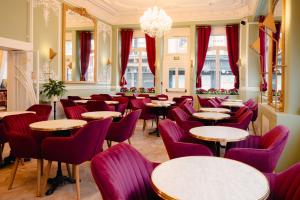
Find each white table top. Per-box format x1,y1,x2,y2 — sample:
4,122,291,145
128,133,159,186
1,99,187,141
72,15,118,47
225,99,243,102
74,100,89,104
193,112,230,121
199,107,231,113
221,101,245,107
190,126,249,142
151,156,269,200
0,111,36,120
152,100,175,105
81,111,121,120
73,100,119,105
111,94,121,97
136,96,145,99
29,119,87,131
80,96,91,100
146,102,171,108
158,97,168,100
105,100,119,105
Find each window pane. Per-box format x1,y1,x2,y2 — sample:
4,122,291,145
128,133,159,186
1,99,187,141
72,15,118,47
168,37,188,54
220,52,234,89
208,35,227,47
201,50,216,89
132,37,146,48
141,51,154,88
126,51,139,87
169,68,176,88
178,68,185,88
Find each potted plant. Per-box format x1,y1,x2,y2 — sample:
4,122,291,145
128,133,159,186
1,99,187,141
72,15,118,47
41,78,66,102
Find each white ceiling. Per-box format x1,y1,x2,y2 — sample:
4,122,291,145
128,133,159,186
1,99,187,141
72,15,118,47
66,0,259,25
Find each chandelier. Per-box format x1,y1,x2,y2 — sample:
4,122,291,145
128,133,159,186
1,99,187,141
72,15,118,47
140,6,172,38
32,0,61,25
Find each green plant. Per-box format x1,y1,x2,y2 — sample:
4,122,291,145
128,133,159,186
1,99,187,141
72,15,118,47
41,78,66,99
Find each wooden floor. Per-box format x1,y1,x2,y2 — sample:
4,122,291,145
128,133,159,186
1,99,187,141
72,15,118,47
0,119,256,200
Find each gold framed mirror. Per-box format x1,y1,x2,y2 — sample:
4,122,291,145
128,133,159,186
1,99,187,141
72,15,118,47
62,3,97,83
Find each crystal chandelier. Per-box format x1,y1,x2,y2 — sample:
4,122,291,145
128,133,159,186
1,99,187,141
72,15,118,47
140,6,172,38
32,0,61,25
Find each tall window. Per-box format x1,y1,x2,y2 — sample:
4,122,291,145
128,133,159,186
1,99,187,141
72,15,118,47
201,32,234,89
125,37,154,88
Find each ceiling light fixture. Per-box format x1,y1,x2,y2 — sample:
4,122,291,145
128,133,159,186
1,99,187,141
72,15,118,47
140,6,172,38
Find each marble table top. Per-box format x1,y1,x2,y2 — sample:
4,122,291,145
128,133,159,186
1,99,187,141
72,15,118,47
30,119,87,131
192,112,230,121
151,156,269,200
81,111,121,120
221,101,245,107
199,107,231,113
189,126,249,142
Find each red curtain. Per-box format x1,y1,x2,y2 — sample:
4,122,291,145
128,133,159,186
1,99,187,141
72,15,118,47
120,29,133,86
272,22,281,72
196,26,211,88
226,24,240,89
259,16,267,91
145,34,156,86
80,32,91,81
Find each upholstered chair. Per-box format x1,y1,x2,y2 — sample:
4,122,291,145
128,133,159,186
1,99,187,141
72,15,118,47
41,118,112,200
180,100,196,115
2,113,42,196
172,97,187,106
27,104,52,121
207,99,220,108
156,94,168,100
218,110,253,130
90,94,109,101
106,109,141,147
225,125,289,173
86,100,114,112
130,99,155,130
67,96,82,100
113,97,129,115
159,119,213,159
265,162,300,200
138,94,150,98
60,99,76,108
64,106,88,120
197,95,210,107
172,107,204,132
90,143,160,200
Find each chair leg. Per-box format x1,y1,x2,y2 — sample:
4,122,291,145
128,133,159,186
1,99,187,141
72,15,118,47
252,122,257,135
128,138,131,145
66,163,71,177
143,120,146,131
8,158,20,190
72,164,76,179
74,165,80,200
152,119,154,127
41,159,44,176
0,143,3,164
36,159,42,197
42,161,52,196
106,140,112,147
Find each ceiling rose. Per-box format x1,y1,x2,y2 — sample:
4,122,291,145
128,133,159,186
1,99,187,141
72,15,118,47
139,6,172,38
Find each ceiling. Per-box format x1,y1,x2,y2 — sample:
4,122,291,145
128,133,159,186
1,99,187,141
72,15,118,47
66,0,260,25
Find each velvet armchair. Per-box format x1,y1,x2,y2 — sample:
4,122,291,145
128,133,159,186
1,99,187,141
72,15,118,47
27,104,52,121
64,106,88,120
172,107,204,132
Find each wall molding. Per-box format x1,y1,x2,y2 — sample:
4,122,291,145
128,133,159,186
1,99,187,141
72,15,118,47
239,86,260,91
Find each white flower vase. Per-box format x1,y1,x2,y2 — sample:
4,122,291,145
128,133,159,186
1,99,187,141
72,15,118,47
51,95,58,102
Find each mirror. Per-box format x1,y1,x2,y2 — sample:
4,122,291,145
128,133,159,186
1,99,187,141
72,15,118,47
62,3,97,83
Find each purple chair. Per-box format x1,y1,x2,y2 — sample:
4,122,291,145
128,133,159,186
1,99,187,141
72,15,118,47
60,99,76,108
68,96,81,101
179,100,196,115
156,94,168,100
131,99,155,130
197,95,210,107
90,143,160,200
265,162,300,200
106,109,141,147
42,118,112,200
207,99,220,108
27,104,52,121
64,106,88,120
138,94,150,98
218,110,253,130
2,113,42,196
86,100,114,112
159,119,213,159
90,94,108,101
225,125,289,173
113,97,128,115
172,97,187,106
172,107,204,133
244,98,255,107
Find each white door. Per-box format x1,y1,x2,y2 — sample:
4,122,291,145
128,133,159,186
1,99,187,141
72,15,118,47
162,28,191,99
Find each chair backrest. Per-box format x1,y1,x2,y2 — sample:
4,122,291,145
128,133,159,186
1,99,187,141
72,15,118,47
234,106,249,117
65,106,88,120
138,94,150,98
68,96,81,100
237,110,253,130
156,94,168,100
172,97,186,105
60,99,76,108
159,119,186,147
214,97,223,104
271,162,300,200
91,143,158,200
90,94,108,101
27,104,52,121
130,99,144,110
172,107,191,126
207,99,219,108
260,125,289,150
249,103,258,122
180,100,196,115
106,110,142,142
244,98,255,107
113,97,129,114
197,95,210,107
86,100,111,112
142,97,151,104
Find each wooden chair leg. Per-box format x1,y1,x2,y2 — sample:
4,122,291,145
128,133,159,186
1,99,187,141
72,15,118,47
128,138,131,145
66,163,71,177
41,159,44,176
72,164,76,179
8,158,20,190
74,165,80,200
42,161,52,196
36,159,42,197
106,140,112,147
252,122,257,135
0,144,3,164
143,120,146,131
20,158,24,166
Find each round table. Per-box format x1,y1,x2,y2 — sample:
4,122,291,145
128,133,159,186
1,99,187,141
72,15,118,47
190,126,249,156
192,112,230,124
225,99,243,102
199,107,230,113
81,111,121,120
29,119,87,195
221,101,244,108
151,100,175,105
136,96,145,99
80,96,91,100
111,94,121,97
105,100,119,105
0,111,36,120
151,156,269,200
73,100,119,105
73,99,89,104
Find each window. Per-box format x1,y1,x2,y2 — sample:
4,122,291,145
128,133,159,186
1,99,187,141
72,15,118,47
201,33,234,89
167,37,188,54
125,37,154,88
168,67,186,89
